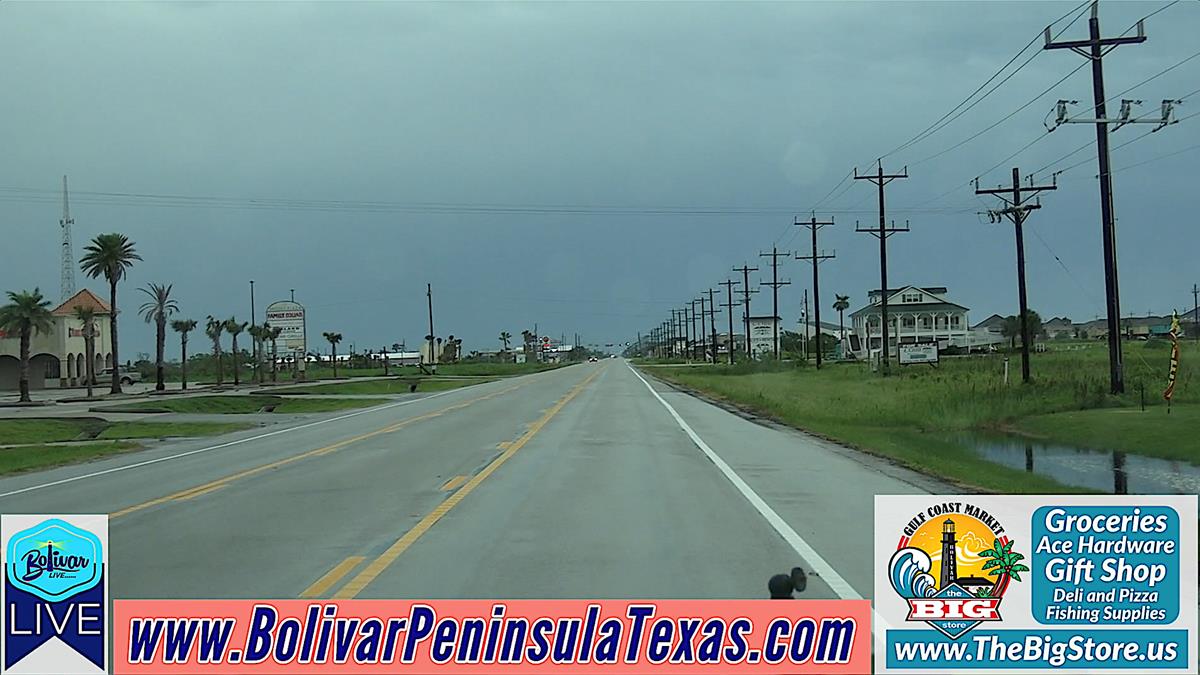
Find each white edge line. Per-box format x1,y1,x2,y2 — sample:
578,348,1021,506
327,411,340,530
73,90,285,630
628,364,863,601
0,387,470,500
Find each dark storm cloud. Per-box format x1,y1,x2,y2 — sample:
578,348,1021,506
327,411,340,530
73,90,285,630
1,1,1197,356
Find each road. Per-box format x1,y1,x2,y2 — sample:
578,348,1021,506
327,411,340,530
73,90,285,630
0,360,950,601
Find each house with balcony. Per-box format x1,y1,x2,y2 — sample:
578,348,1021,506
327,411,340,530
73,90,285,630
849,286,971,358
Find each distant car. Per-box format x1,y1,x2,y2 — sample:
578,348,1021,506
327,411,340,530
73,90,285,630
100,367,142,385
588,356,599,363
609,355,617,358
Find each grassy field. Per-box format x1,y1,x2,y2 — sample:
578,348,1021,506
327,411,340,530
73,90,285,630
0,418,250,445
647,341,1197,492
97,395,388,415
0,441,140,475
277,377,491,395
155,359,569,384
1011,406,1198,462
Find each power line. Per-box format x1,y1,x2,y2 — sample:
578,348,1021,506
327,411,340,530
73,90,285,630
879,1,1091,160
908,60,1090,168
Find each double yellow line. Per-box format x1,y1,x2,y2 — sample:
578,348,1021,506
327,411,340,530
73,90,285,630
325,366,602,599
111,383,523,520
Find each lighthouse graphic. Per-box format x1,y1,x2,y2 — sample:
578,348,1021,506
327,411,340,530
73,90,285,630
940,518,957,589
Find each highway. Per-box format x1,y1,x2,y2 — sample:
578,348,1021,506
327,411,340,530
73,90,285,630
0,360,950,601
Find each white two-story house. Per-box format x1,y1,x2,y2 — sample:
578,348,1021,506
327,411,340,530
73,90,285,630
849,286,970,358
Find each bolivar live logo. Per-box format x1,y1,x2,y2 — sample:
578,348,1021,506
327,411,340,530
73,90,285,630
888,502,1023,640
2,515,108,675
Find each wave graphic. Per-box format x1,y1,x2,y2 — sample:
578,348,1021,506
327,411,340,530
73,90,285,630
889,547,937,598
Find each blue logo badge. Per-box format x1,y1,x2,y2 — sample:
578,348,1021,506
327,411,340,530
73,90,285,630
5,518,102,603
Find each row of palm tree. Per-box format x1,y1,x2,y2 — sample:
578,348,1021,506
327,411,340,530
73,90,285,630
1,232,293,401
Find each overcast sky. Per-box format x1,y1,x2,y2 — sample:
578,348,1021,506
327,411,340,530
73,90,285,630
2,1,1198,357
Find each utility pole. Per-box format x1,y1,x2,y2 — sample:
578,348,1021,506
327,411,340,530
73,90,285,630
803,289,810,362
1044,4,1173,394
696,296,707,362
855,160,909,375
250,280,258,384
719,279,741,364
975,168,1057,384
669,310,679,358
707,288,719,364
733,264,760,358
729,263,758,357
690,300,700,361
759,247,792,359
795,214,836,368
426,283,436,372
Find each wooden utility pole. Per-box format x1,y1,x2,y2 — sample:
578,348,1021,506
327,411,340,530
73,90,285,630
975,168,1057,383
719,279,741,364
855,160,909,374
1044,4,1153,394
426,283,436,372
706,288,719,364
759,247,791,359
733,265,760,357
795,214,835,368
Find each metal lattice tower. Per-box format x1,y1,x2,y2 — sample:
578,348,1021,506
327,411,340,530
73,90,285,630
60,175,76,301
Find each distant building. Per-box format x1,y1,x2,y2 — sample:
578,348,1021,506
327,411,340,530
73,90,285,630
849,286,971,358
0,289,114,390
1042,317,1074,339
971,314,1006,335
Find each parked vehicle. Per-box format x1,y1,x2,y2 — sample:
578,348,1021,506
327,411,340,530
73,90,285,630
100,367,142,385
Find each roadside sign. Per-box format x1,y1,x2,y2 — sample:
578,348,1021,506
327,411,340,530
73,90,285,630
899,343,938,365
265,300,306,353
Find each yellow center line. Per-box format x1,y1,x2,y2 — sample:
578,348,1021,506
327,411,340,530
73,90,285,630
109,383,525,520
439,475,469,492
332,367,601,599
300,556,366,598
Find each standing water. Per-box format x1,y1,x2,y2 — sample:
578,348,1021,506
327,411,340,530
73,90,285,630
953,432,1200,497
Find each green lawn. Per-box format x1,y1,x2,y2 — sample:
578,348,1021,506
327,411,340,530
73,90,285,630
1011,405,1199,463
95,421,251,440
0,441,140,475
648,343,1198,492
277,377,491,395
97,395,388,415
0,418,251,445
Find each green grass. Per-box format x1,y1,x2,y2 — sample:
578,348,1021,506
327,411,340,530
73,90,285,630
97,395,388,415
1011,405,1199,463
0,418,251,445
649,343,1199,492
95,421,251,440
0,419,104,444
0,441,140,475
277,377,491,395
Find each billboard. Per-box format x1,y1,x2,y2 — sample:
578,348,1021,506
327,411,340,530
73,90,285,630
899,343,938,365
264,301,306,353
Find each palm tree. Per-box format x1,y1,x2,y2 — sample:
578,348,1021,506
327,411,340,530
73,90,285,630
833,294,851,356
224,318,247,386
323,331,342,378
267,324,283,383
978,538,1028,598
79,233,141,394
0,289,53,402
74,306,98,398
205,316,225,386
138,283,178,391
247,323,267,384
171,318,197,390
499,331,512,351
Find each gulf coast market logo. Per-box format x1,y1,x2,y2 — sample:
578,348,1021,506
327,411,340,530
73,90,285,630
888,502,1025,640
3,516,107,675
